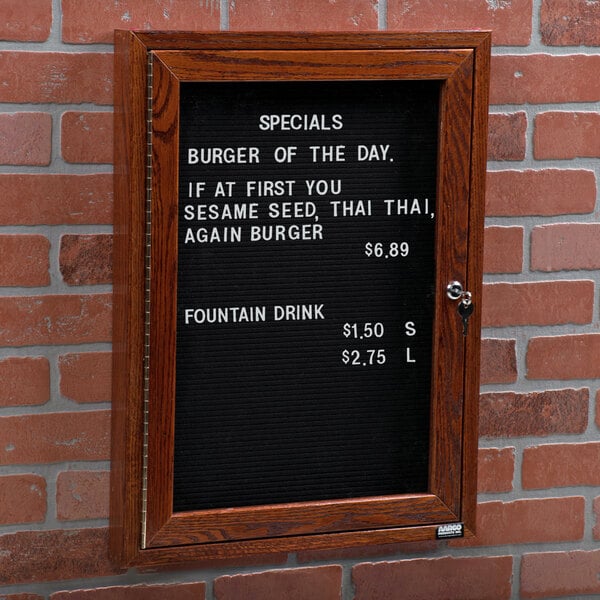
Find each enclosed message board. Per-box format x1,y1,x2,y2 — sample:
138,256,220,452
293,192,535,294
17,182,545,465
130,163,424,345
175,79,438,512
111,32,490,567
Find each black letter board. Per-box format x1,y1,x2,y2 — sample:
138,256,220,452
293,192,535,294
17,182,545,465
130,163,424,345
174,80,438,511
111,32,490,567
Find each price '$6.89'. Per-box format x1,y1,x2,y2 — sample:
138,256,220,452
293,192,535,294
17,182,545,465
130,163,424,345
364,241,409,259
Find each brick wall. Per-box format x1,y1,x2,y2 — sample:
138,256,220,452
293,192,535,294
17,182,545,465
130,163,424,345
0,1,598,598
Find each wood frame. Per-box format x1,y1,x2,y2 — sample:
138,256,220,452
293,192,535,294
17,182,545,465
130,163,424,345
111,31,490,567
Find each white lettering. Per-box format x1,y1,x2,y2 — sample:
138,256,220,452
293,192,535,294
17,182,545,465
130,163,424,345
305,179,341,196
249,224,323,242
188,181,206,197
267,202,317,219
309,145,345,162
384,198,431,216
186,147,259,164
330,199,371,217
184,226,243,244
246,180,295,197
185,203,258,221
258,114,343,131
184,306,267,324
273,304,325,321
357,144,390,161
214,181,236,197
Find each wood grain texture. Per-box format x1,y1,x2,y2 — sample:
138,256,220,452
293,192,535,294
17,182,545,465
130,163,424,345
131,31,491,51
145,54,180,546
461,32,491,537
149,495,456,548
111,30,490,567
110,30,151,565
135,523,448,566
429,50,473,515
154,49,472,80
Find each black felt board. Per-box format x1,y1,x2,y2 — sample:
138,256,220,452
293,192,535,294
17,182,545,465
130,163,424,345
173,80,439,512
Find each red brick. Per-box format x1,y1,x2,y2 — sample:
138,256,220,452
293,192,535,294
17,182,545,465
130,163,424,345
353,556,513,600
62,0,220,43
594,497,600,539
0,294,111,346
535,112,600,159
596,389,600,429
0,235,50,286
482,280,593,327
0,474,46,524
389,0,530,46
523,442,600,489
0,113,51,166
61,112,113,164
0,528,120,585
483,226,523,274
51,583,206,600
59,352,111,404
0,52,112,105
56,470,109,521
0,410,110,465
527,334,600,380
480,389,588,438
451,497,584,548
480,338,517,385
486,169,596,216
521,550,600,598
491,55,600,104
0,357,50,407
0,174,113,225
60,235,112,285
531,223,600,272
0,0,51,42
478,447,515,493
488,112,527,161
230,0,377,31
541,0,600,46
214,567,341,600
